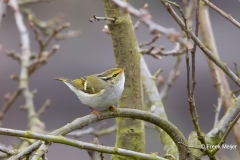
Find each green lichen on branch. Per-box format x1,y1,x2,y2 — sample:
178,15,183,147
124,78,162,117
103,0,145,159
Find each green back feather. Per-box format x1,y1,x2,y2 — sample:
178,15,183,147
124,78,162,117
69,76,104,94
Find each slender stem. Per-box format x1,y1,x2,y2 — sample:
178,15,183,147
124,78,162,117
10,108,194,160
201,0,240,29
190,0,199,97
0,128,167,160
161,0,240,87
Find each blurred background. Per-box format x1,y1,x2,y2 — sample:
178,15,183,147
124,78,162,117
0,0,240,159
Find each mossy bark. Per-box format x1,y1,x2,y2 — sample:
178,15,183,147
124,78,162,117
103,0,145,159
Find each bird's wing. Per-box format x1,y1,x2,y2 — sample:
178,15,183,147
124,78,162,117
69,76,104,94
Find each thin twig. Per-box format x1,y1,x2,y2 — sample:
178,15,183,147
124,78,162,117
5,51,21,62
40,23,69,58
0,128,166,160
67,122,156,139
159,55,181,99
28,44,60,75
134,3,148,30
37,99,51,117
28,17,43,49
141,44,186,58
201,0,240,29
161,0,240,87
67,125,116,138
214,98,222,127
0,88,22,125
18,0,51,5
87,137,102,160
31,144,48,160
232,88,240,95
110,0,192,49
0,145,17,156
234,62,240,78
190,0,199,97
152,69,163,80
89,14,116,22
54,30,81,40
42,153,48,160
211,113,240,155
161,1,217,159
139,35,160,48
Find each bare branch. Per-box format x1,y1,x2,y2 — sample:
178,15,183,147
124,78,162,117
89,14,116,22
54,30,81,40
159,56,181,99
134,3,148,30
211,113,240,156
42,153,48,160
110,0,192,49
141,57,178,159
0,88,22,125
11,108,194,160
28,44,60,75
190,0,199,97
5,50,21,62
160,0,240,87
9,2,45,157
234,62,240,78
67,125,116,138
31,144,48,160
152,69,163,80
18,0,51,5
0,145,17,156
141,45,162,59
28,17,43,49
139,35,160,48
21,8,61,32
87,137,103,160
8,141,43,160
232,88,240,95
201,0,240,29
214,98,223,127
37,99,51,117
206,95,240,144
40,23,69,58
10,74,19,81
67,122,156,139
6,130,166,160
141,43,186,58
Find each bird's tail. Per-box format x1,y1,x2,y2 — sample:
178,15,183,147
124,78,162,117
55,77,69,82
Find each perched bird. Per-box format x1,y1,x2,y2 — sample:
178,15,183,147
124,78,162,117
55,67,126,118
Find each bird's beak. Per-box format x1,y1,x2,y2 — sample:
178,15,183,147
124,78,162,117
120,66,126,74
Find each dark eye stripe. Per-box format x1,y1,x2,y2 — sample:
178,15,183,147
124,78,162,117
112,73,118,77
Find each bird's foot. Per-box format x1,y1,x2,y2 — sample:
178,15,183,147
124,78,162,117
89,107,101,119
109,105,118,114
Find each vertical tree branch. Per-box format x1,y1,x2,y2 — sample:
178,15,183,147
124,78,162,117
141,57,178,159
8,0,45,153
103,0,145,159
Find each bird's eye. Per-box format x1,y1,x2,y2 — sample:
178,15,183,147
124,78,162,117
112,73,118,77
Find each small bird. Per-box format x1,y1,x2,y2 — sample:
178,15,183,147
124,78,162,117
55,67,126,118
